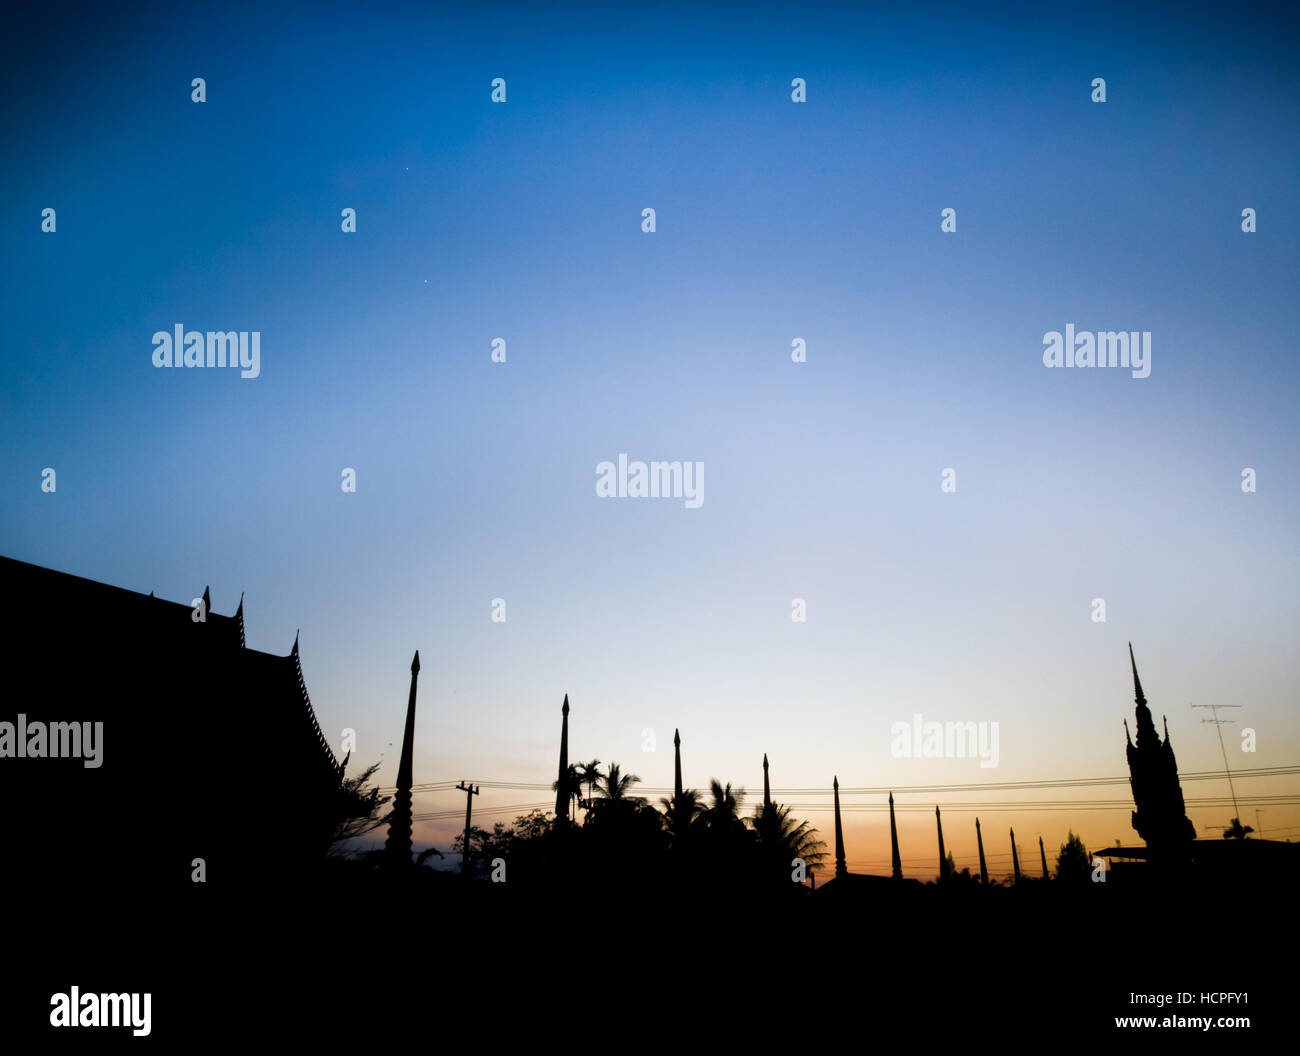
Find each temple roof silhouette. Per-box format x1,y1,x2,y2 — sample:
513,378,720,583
0,554,341,894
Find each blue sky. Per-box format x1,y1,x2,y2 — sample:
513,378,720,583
2,1,1298,872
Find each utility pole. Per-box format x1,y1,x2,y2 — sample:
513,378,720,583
1191,704,1242,820
457,781,480,875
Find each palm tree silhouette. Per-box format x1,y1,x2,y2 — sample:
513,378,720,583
750,801,827,873
659,787,703,839
700,779,745,831
552,763,582,821
599,762,642,801
576,759,603,812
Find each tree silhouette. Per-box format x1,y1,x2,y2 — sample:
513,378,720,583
576,759,603,810
327,761,392,855
750,800,827,880
700,779,745,832
552,763,582,821
598,762,642,802
660,787,703,840
452,821,514,876
1055,830,1091,884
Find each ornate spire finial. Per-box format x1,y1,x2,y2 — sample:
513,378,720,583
1128,642,1146,706
889,792,902,879
554,694,571,823
384,649,423,867
833,776,846,879
673,728,683,800
936,806,949,880
975,818,989,884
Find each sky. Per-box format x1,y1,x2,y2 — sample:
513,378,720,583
2,1,1298,877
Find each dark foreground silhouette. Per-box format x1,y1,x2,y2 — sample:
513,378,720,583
1,556,1293,1042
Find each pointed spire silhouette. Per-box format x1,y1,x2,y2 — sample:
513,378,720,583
1124,645,1196,851
1129,641,1146,706
889,792,902,879
1128,643,1160,749
833,776,847,878
1010,827,1021,883
201,584,211,617
762,753,771,809
975,818,989,884
1039,835,1049,879
383,650,421,866
673,728,682,800
554,695,570,823
936,806,949,880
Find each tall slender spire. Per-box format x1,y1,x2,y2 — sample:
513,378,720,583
1010,827,1021,883
554,694,570,823
1128,642,1160,750
1039,835,1049,879
1129,641,1146,706
889,792,902,879
936,806,950,880
762,753,771,809
673,728,682,799
833,777,847,878
975,818,989,884
383,650,421,866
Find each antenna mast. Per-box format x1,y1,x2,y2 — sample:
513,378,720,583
1191,703,1242,819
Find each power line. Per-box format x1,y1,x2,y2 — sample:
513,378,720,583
388,764,1300,797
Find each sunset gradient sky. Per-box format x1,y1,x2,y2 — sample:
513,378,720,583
2,2,1298,876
